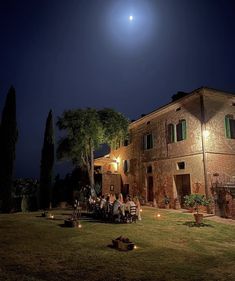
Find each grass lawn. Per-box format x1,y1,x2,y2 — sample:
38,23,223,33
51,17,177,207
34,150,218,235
0,207,235,281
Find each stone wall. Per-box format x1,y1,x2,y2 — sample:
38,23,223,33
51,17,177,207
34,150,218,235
102,173,121,196
100,88,235,217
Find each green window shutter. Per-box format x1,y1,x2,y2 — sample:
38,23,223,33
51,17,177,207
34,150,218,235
230,119,235,139
149,134,153,149
127,160,130,172
176,123,182,141
182,120,187,140
225,116,231,138
168,124,175,143
167,124,171,143
143,133,153,149
123,160,130,173
143,135,147,150
123,160,127,173
173,124,177,142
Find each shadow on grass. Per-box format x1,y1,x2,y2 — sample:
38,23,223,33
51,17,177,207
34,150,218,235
183,221,214,228
35,215,64,221
58,223,69,228
47,218,64,221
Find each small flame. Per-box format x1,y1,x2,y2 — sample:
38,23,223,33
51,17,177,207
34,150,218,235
78,224,82,228
157,213,161,218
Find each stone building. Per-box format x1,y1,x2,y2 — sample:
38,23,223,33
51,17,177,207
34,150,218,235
95,87,235,217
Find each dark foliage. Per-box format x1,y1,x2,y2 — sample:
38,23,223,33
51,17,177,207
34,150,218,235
52,166,90,206
0,86,18,213
39,110,54,209
13,178,39,212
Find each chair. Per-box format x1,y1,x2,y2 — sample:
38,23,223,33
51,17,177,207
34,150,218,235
126,205,137,223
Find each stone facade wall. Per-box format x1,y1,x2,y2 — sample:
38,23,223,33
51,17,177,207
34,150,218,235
204,91,235,154
99,88,235,216
102,173,121,196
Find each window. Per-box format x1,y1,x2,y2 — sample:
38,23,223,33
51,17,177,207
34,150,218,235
176,119,187,141
147,165,152,173
225,115,235,139
177,162,185,170
123,139,129,146
143,133,153,150
167,124,175,143
123,160,130,173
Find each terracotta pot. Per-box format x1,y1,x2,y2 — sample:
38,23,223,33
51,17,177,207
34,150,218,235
188,207,194,213
174,199,181,210
194,213,203,224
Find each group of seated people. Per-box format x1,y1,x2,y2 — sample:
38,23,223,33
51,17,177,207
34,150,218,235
88,193,142,223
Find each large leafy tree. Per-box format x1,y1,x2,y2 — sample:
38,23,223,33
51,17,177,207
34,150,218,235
0,86,18,213
57,108,103,188
98,108,129,149
57,108,129,190
39,110,55,209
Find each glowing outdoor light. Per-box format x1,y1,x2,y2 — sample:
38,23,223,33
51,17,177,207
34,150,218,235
78,224,82,228
203,130,210,138
129,15,133,21
134,245,137,249
115,156,120,164
114,156,121,171
140,208,143,212
157,213,161,218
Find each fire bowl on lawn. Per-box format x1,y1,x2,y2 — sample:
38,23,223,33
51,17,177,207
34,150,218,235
64,218,79,227
112,236,135,251
41,212,54,219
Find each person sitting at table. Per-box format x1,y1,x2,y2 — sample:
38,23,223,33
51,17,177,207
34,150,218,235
103,195,113,218
133,196,142,220
112,196,123,222
100,195,106,210
118,193,124,204
109,193,116,204
125,196,136,214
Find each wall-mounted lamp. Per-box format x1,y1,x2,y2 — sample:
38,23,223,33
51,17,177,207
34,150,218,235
115,157,120,164
203,129,210,138
113,156,120,172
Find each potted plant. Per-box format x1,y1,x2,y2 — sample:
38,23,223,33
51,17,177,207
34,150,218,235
163,195,170,209
184,194,211,224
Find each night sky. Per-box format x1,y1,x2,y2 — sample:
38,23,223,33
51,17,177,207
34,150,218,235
0,0,235,179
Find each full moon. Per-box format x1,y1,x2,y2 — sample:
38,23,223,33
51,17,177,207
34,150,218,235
129,15,133,21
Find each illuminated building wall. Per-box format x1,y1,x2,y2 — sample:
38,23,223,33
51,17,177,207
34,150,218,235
96,87,235,212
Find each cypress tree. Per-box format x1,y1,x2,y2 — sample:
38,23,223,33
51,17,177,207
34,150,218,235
39,110,55,209
0,86,18,213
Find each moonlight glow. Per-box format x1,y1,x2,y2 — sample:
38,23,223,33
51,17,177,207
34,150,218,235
106,2,155,49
